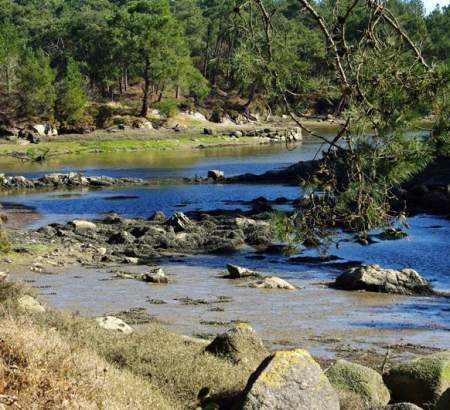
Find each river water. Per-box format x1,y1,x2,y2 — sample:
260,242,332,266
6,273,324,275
1,138,449,357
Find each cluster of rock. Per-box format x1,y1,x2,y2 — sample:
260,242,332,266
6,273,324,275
35,211,275,263
333,264,433,296
201,324,450,409
0,123,58,144
203,126,303,144
0,172,147,191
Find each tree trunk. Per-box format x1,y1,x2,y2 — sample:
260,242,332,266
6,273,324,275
245,82,257,107
141,57,150,117
124,67,128,91
175,84,181,99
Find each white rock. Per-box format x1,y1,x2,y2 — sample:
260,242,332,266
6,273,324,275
95,316,133,334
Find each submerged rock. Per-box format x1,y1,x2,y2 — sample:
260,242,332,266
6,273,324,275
226,264,261,279
248,276,296,290
327,359,390,409
241,349,339,410
205,323,268,368
95,316,133,334
333,264,433,295
383,350,450,408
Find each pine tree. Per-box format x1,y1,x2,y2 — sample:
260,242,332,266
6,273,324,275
18,50,56,119
56,58,88,126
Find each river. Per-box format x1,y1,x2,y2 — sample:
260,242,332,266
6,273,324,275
1,137,449,357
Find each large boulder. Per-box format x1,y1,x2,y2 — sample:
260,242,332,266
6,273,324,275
241,349,340,410
205,324,268,369
227,264,261,279
383,351,450,408
435,388,450,410
248,276,296,290
333,264,433,295
326,359,390,409
95,316,133,334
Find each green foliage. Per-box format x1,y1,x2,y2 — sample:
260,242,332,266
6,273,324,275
56,58,88,126
154,98,179,118
18,49,56,119
0,21,21,95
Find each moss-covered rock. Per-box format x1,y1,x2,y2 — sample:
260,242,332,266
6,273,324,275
383,351,450,409
327,359,390,409
241,349,340,410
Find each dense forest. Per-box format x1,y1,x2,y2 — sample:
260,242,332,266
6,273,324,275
0,0,449,127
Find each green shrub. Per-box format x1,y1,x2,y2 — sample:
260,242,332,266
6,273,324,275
153,98,179,118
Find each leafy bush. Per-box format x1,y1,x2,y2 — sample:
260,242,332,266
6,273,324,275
153,98,179,118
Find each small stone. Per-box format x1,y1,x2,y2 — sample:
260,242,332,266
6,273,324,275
227,264,261,279
95,316,133,334
0,272,8,282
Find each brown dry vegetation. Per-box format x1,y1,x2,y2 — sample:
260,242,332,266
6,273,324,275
0,283,252,409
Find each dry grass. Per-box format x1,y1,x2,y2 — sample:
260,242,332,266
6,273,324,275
0,316,174,410
0,283,252,409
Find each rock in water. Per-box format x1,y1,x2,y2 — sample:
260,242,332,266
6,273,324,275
333,264,433,295
95,316,133,334
205,323,268,369
226,264,261,279
384,350,450,408
208,169,225,180
248,276,296,290
327,359,390,409
140,267,169,284
241,349,339,410
18,295,46,313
